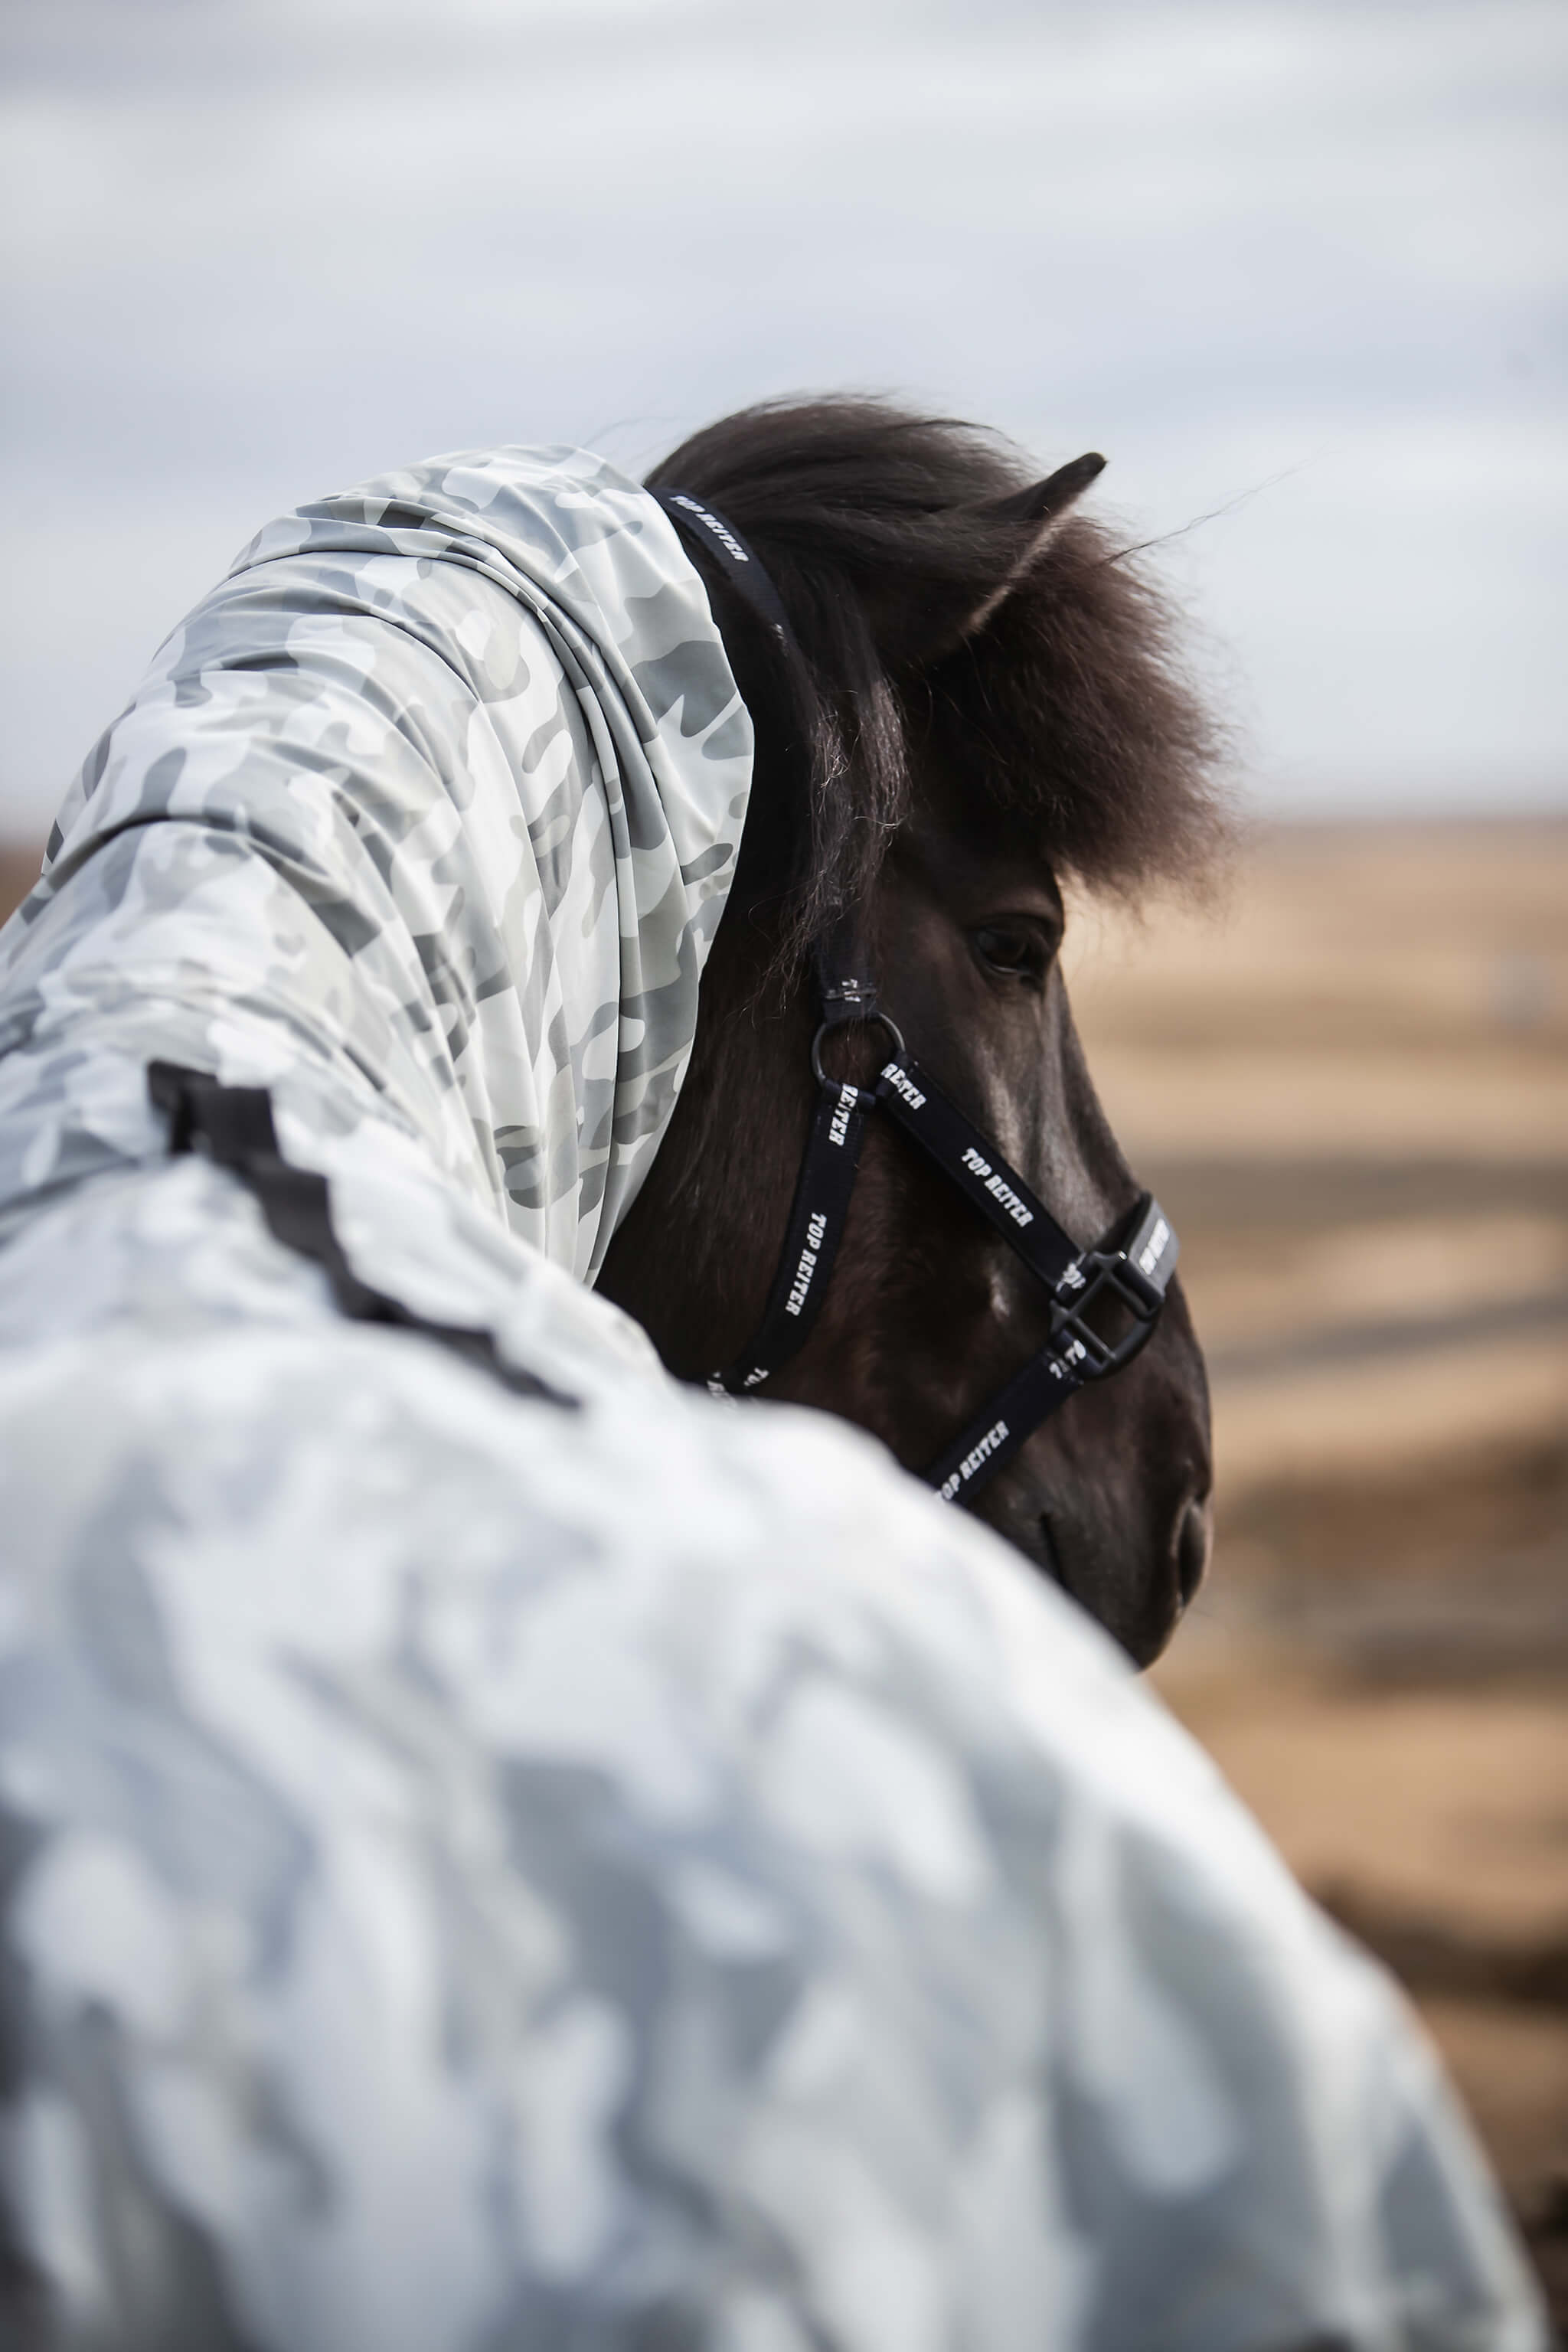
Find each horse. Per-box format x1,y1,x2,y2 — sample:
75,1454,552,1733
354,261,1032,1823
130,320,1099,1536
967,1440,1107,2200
0,410,1537,2350
601,397,1225,1665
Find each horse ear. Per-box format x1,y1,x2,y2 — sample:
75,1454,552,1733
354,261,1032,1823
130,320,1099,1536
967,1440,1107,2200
880,452,1107,671
956,452,1108,641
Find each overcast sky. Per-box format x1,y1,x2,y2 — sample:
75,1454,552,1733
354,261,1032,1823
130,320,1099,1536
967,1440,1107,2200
2,0,1563,839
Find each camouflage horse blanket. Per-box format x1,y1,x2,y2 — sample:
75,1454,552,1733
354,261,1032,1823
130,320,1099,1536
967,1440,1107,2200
0,450,1544,2350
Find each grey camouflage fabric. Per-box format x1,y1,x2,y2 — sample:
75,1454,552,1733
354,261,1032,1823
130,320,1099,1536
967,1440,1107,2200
0,447,1544,2350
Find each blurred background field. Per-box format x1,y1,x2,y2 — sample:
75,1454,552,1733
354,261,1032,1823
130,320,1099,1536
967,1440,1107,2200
1066,817,1568,2309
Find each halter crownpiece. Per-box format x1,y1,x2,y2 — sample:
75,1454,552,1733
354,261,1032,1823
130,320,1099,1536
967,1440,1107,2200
654,486,1180,1503
652,488,797,651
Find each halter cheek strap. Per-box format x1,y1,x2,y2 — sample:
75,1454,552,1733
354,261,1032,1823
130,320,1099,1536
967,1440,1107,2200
704,943,1178,1501
653,486,1181,1503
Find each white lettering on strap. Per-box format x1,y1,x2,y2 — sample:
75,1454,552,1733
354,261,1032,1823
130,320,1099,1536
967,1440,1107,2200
984,1170,1032,1227
1137,1216,1171,1278
937,1416,1011,1501
880,1062,926,1110
784,1210,828,1317
960,1144,1032,1227
669,493,750,565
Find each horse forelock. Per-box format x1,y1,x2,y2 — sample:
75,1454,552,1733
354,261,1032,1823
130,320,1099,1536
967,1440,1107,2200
922,507,1236,906
647,394,1233,981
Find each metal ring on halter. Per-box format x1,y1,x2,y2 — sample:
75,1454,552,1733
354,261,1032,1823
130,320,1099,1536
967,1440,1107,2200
810,1010,907,1095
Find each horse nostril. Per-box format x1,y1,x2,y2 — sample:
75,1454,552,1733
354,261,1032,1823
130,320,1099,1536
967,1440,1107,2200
1174,1495,1211,1611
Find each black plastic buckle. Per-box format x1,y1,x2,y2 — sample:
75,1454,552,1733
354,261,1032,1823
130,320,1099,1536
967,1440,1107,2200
1049,1247,1165,1378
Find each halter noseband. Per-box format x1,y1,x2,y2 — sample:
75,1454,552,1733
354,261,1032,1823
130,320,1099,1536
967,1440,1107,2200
654,486,1181,1504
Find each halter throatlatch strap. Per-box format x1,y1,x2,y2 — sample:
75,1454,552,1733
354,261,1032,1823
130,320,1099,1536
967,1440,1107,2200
650,485,1180,1503
706,1074,871,1396
147,1061,576,1409
704,917,888,1396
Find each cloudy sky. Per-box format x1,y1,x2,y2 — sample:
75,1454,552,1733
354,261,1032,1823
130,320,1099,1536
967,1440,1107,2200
2,0,1563,838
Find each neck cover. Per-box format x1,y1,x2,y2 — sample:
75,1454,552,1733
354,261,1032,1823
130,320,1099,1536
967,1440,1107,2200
0,446,752,1281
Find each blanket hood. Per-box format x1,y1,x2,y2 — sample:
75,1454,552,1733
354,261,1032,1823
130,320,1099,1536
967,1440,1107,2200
2,446,753,1280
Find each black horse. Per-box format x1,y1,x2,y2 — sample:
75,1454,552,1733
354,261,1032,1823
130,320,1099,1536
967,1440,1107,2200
600,397,1227,1666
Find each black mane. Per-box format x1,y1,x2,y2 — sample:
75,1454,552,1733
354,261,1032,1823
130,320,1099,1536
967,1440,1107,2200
647,395,1230,975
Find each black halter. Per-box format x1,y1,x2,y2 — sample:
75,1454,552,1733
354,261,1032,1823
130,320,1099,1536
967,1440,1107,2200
654,486,1181,1504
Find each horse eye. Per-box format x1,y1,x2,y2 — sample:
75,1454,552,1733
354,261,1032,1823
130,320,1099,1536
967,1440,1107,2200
972,924,1047,982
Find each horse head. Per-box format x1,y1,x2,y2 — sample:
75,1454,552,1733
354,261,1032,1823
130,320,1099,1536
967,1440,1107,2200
599,398,1227,1665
